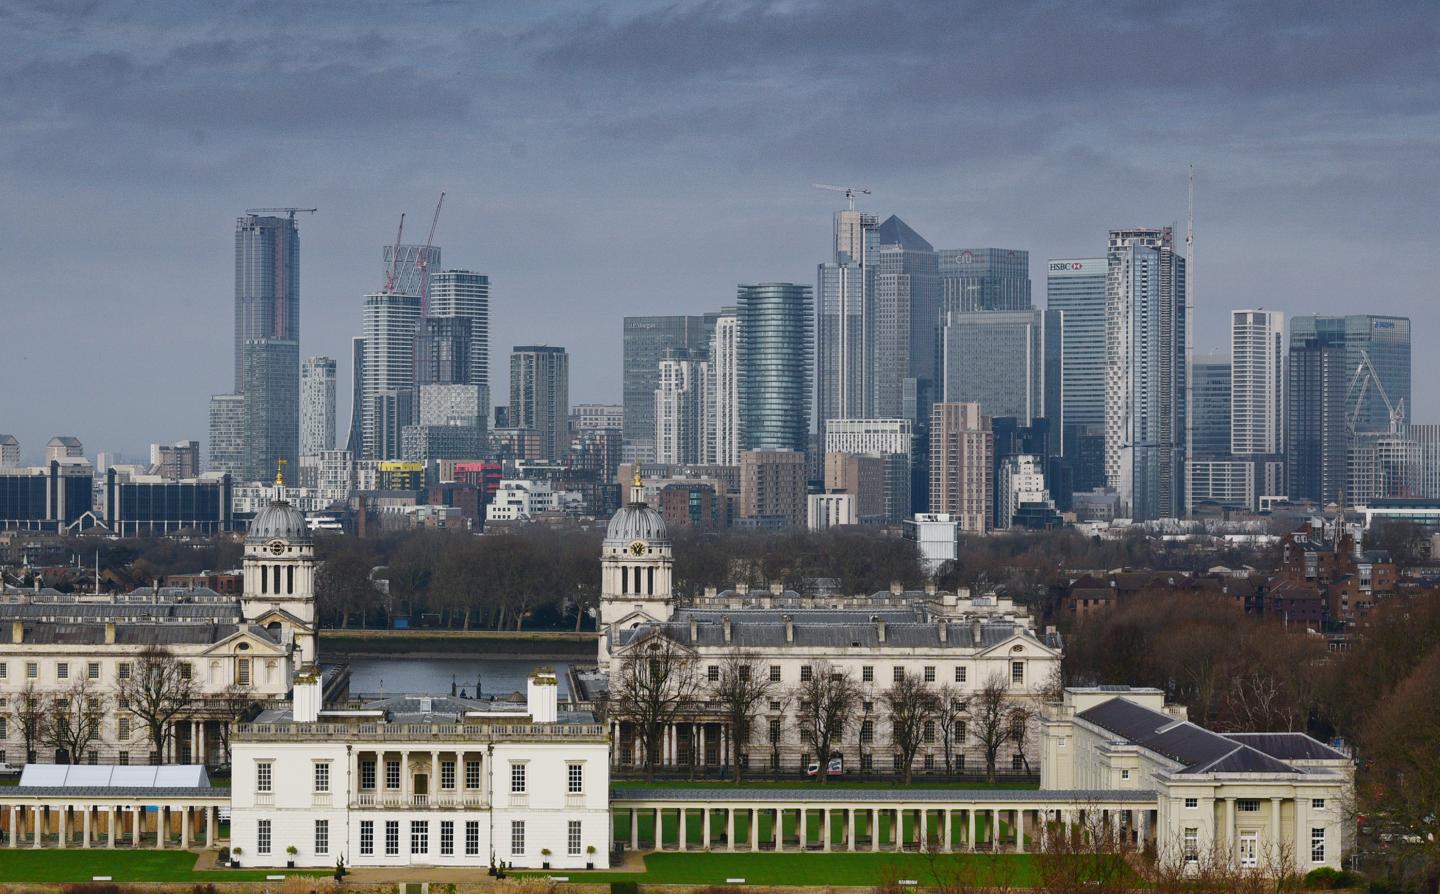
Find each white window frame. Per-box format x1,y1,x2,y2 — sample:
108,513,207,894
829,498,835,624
385,820,399,856
568,762,584,794
411,820,429,855
257,819,272,855
315,819,329,856
568,819,582,856
511,819,525,856
256,761,273,793
314,761,330,793
360,820,374,856
465,820,480,856
440,820,454,856
511,761,527,794
1311,828,1325,863
1184,797,1198,809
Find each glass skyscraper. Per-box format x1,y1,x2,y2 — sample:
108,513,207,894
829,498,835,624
509,346,570,462
938,248,1031,314
622,314,718,456
300,356,336,459
815,208,877,439
1190,354,1232,459
428,269,490,391
360,293,421,459
942,309,1043,424
869,216,939,424
1047,257,1107,491
738,283,813,453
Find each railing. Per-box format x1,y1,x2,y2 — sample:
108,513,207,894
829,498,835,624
234,722,606,742
255,792,274,806
312,792,332,807
354,790,489,809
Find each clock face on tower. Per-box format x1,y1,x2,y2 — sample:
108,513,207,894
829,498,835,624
628,540,647,557
267,539,286,556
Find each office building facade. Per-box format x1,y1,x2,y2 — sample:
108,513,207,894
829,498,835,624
428,269,490,391
1231,310,1285,456
737,283,812,453
1190,355,1232,459
738,449,807,528
869,216,940,423
361,293,422,460
938,248,1031,314
705,309,741,465
622,315,717,456
509,346,570,462
929,402,993,533
1104,228,1187,520
208,394,246,476
654,348,710,466
815,207,877,440
150,441,201,480
942,309,1044,425
301,356,337,459
0,435,18,468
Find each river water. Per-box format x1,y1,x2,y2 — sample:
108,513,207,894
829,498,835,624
346,657,572,699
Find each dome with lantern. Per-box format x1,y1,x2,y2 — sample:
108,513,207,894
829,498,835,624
246,498,311,545
604,472,669,548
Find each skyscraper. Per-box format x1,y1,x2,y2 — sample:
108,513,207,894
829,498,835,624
300,356,337,458
1190,355,1232,459
622,315,718,457
929,402,993,533
1104,228,1187,520
509,346,570,461
942,309,1043,424
938,248,1031,314
382,243,441,310
230,212,302,482
415,317,472,386
1287,314,1411,503
815,206,877,440
428,269,490,391
706,308,741,465
737,283,813,453
869,216,940,423
1047,257,1107,487
654,348,710,465
360,293,421,459
345,337,365,456
1231,310,1285,456
208,394,246,475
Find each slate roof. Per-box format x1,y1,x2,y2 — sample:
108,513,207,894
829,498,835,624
1077,697,1315,776
1222,733,1349,762
619,617,1052,652
612,787,1158,804
0,599,241,622
8,620,278,647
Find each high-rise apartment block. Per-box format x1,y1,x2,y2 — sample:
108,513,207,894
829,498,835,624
208,394,246,475
622,315,717,457
1104,228,1187,520
869,217,940,423
929,402,994,533
360,293,421,460
823,452,886,521
427,269,490,391
706,309,741,465
816,207,876,440
231,213,301,482
737,283,812,453
739,448,807,528
942,309,1044,424
654,348,710,465
149,440,200,479
938,248,1031,314
300,356,337,458
45,436,84,465
822,418,912,523
997,453,1050,530
509,346,570,461
415,317,472,386
1231,310,1285,456
0,435,18,468
1287,315,1410,503
570,404,624,433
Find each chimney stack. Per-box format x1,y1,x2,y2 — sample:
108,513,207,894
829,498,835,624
925,582,937,597
770,581,784,596
783,614,794,644
722,615,732,644
292,667,322,723
890,581,903,596
527,668,559,724
105,622,116,645
971,618,983,646
689,616,699,643
937,618,948,643
873,615,886,644
11,621,23,644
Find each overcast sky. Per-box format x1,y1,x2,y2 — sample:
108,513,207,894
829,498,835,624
2,0,1437,463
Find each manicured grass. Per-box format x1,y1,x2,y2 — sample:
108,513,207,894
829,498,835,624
537,852,1039,886
612,779,1039,790
0,849,327,883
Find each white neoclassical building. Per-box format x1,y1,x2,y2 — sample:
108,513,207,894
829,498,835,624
1041,686,1351,873
594,478,1063,775
228,669,611,870
0,497,319,767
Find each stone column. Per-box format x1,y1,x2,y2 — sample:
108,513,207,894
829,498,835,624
1015,809,1025,854
749,809,759,850
824,809,833,852
726,807,736,852
59,805,69,848
699,726,707,768
1225,798,1236,867
919,808,928,851
702,806,710,849
1294,796,1308,873
402,752,411,804
630,809,639,849
968,809,977,852
33,806,42,847
180,806,190,848
83,806,92,848
991,809,1000,852
678,807,688,851
155,806,165,849
1270,798,1282,865
133,806,141,847
8,806,17,848
870,810,879,852
108,807,116,849
849,809,858,852
774,808,782,851
206,806,215,848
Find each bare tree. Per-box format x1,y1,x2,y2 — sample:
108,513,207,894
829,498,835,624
936,685,969,776
972,673,1013,783
117,646,197,765
209,681,258,766
709,649,774,784
793,660,861,783
882,670,941,784
8,682,48,763
1007,702,1038,775
609,633,700,781
42,677,109,765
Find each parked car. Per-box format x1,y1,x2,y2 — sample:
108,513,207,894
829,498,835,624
0,762,20,777
805,757,845,778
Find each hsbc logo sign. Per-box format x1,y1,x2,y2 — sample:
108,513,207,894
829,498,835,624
1049,261,1089,272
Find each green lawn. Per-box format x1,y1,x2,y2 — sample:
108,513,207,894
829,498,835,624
532,852,1039,886
0,850,328,883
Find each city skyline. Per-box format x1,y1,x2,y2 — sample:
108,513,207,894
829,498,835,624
2,2,1437,460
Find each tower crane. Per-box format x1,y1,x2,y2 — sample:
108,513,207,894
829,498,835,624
1345,348,1405,435
812,183,871,210
383,213,406,293
245,207,317,219
416,192,446,316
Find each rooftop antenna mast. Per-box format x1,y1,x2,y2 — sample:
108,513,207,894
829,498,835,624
1185,165,1196,476
812,183,871,211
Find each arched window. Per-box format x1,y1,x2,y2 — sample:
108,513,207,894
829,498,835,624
287,566,294,595
260,565,268,595
272,565,281,594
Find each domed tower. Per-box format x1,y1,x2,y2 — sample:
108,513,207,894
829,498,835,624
241,490,318,665
599,473,674,637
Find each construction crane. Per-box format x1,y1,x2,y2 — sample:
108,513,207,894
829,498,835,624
245,207,317,219
1345,348,1405,435
812,183,871,210
383,213,406,293
416,192,446,316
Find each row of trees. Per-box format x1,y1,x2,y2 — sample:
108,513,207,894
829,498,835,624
312,527,930,631
606,638,1040,785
